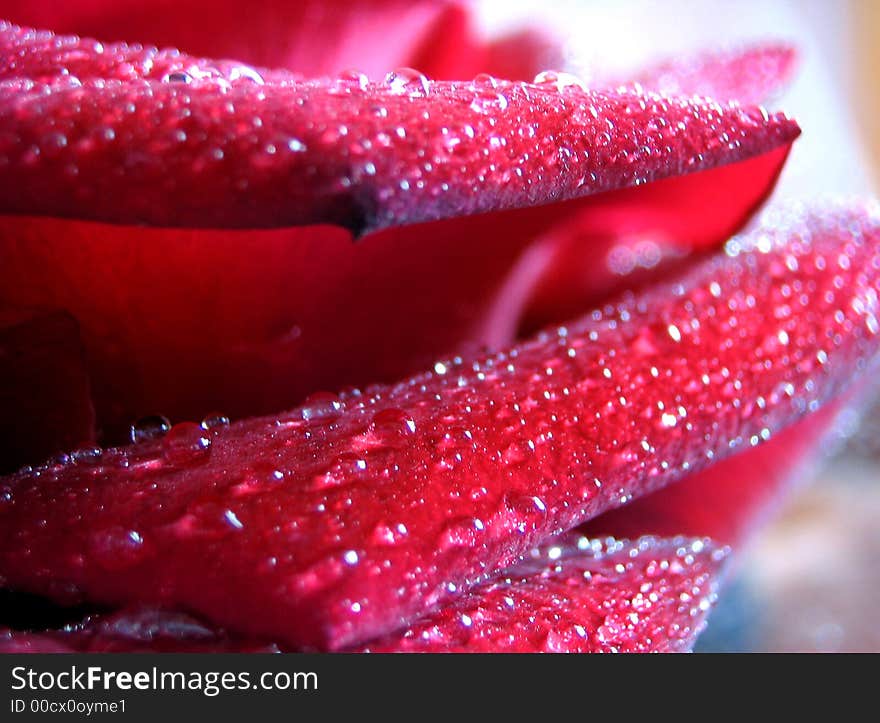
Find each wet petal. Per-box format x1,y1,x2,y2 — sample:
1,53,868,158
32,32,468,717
0,23,799,233
0,535,726,653
360,534,727,653
0,1,475,79
584,400,847,545
0,201,877,650
0,22,800,444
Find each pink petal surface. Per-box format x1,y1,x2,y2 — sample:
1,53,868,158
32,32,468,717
0,1,473,81
0,22,799,233
0,202,877,651
0,535,725,653
584,400,846,546
359,534,727,653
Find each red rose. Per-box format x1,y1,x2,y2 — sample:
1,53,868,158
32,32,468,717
0,1,875,652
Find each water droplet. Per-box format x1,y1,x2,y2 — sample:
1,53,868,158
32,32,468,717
472,73,499,88
300,391,344,422
162,71,192,84
338,69,369,90
43,132,67,150
200,413,230,431
370,521,408,545
223,509,244,530
384,67,430,97
533,70,587,92
371,408,416,436
49,452,71,467
287,137,306,153
331,452,368,474
469,77,509,114
161,422,212,466
89,527,146,571
228,64,264,85
71,446,103,465
130,414,171,444
438,517,482,551
657,411,677,429
502,441,531,466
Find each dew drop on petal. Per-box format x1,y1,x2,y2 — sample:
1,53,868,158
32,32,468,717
130,414,172,444
384,68,430,97
300,392,344,422
161,422,212,466
228,64,264,85
161,71,192,84
532,70,587,92
371,408,417,437
200,413,230,432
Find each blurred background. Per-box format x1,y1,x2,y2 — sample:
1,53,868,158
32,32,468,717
476,0,879,652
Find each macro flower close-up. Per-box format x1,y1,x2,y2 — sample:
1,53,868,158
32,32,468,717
0,0,877,657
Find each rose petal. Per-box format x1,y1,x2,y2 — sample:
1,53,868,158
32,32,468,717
0,23,799,232
0,152,792,446
0,535,726,653
518,148,790,334
583,400,846,546
0,2,476,79
0,605,279,652
1,201,877,650
520,43,799,334
359,534,727,653
0,308,95,473
0,22,800,444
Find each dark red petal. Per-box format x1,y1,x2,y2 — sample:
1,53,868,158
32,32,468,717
0,631,73,653
518,146,791,334
0,2,473,79
0,24,799,232
359,535,727,653
519,43,798,334
605,43,797,105
0,216,539,445
1,202,877,650
0,308,95,473
0,607,280,652
0,152,792,446
0,535,726,653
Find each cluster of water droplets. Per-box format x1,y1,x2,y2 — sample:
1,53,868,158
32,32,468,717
159,61,266,91
8,411,235,485
3,22,272,92
123,413,224,467
467,73,509,114
532,69,589,93
365,534,725,652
